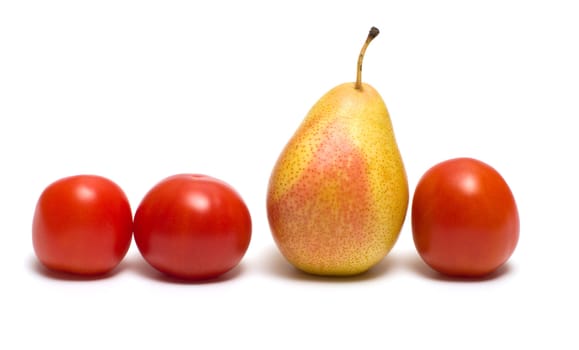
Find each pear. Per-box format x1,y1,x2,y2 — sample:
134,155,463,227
266,27,408,276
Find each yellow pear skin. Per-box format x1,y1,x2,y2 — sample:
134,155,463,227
267,27,409,276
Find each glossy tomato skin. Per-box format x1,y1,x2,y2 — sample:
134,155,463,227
411,158,519,277
133,174,252,280
32,175,133,275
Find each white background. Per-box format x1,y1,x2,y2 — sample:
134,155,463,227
1,1,578,349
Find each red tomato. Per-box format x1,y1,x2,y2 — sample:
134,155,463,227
32,175,133,275
133,174,252,280
411,158,519,277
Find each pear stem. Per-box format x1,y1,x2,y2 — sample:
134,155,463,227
355,27,380,90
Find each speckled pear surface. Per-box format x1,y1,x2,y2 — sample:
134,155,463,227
267,81,409,276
